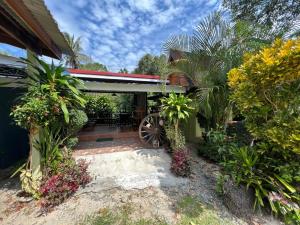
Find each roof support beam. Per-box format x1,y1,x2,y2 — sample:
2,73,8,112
0,6,41,53
3,0,62,59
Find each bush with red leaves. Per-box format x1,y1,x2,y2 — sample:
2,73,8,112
171,150,191,177
40,159,91,211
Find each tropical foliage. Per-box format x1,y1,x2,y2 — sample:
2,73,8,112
160,92,193,150
35,127,65,173
84,94,116,117
223,0,300,38
11,57,86,126
10,57,90,205
198,126,235,163
79,62,108,71
133,54,168,75
40,158,91,211
63,32,90,68
19,166,42,199
171,150,191,177
228,38,300,155
164,12,272,130
227,39,300,223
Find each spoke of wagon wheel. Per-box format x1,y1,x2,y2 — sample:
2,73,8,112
142,133,152,139
142,126,153,133
153,116,157,125
146,134,155,144
155,133,160,142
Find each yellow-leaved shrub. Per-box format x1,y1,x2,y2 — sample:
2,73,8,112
228,38,300,155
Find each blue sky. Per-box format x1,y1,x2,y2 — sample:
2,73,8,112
0,0,220,72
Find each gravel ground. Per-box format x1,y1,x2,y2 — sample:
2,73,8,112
0,147,281,225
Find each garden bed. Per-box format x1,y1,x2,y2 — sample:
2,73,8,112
0,146,280,225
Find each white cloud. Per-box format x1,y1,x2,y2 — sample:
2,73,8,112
40,0,219,71
128,0,157,12
155,6,183,25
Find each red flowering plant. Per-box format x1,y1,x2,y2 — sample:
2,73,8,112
171,150,191,177
40,158,92,211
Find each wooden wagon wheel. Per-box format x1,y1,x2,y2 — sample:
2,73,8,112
139,113,165,148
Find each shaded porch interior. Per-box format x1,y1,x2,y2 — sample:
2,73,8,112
69,68,186,154
75,91,160,154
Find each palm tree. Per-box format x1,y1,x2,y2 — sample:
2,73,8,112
63,32,89,68
163,12,271,130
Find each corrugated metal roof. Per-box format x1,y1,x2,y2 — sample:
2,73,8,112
68,69,166,84
0,0,72,58
68,69,161,80
22,0,72,55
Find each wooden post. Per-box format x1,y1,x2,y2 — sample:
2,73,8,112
27,50,41,172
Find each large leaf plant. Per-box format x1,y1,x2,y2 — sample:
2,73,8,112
10,57,86,196
160,92,194,150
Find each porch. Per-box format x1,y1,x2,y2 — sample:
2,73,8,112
68,69,186,155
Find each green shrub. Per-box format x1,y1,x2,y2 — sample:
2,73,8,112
65,137,78,149
227,39,300,223
11,87,59,129
223,145,300,223
215,174,229,196
66,109,88,135
85,95,115,117
198,127,236,163
84,95,98,116
228,38,300,155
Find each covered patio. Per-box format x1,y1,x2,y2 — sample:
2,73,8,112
67,68,186,154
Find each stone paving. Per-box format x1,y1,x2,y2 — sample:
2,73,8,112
75,148,188,191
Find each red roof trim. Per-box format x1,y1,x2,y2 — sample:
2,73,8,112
67,69,161,80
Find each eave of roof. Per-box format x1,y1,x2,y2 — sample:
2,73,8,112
68,69,167,84
0,0,72,59
68,69,161,80
22,0,73,56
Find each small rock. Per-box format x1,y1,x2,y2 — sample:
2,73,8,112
18,196,33,203
190,174,197,180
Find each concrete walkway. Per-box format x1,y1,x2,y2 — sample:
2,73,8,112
76,148,188,192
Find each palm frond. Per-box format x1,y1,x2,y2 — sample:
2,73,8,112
163,34,192,54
